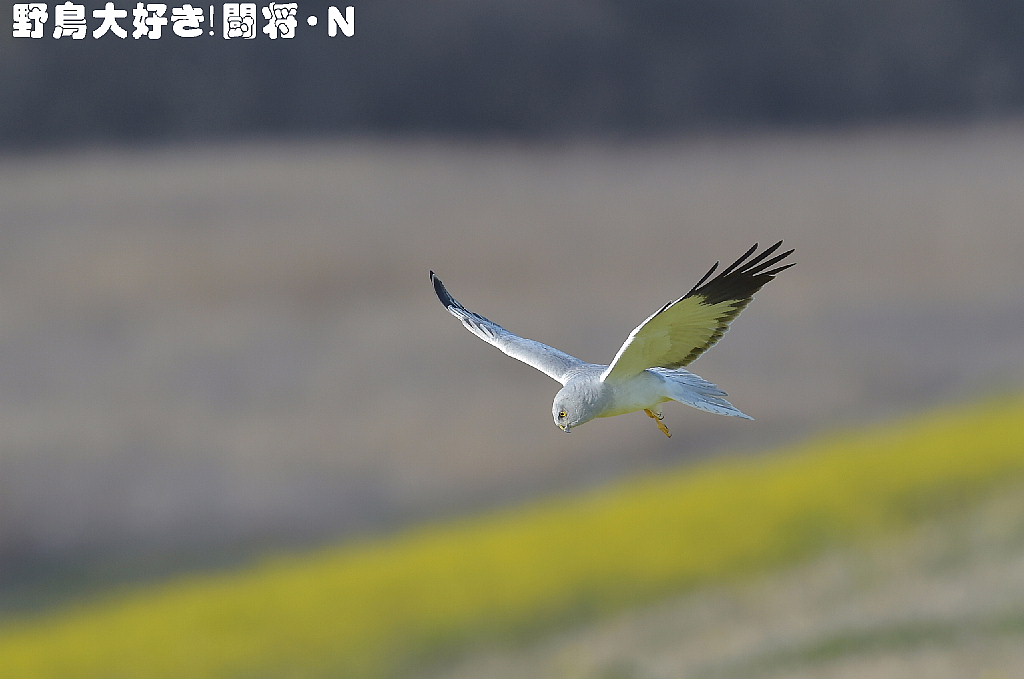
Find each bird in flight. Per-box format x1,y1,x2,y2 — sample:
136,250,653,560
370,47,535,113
431,241,794,437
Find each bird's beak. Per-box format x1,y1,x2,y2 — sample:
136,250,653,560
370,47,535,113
560,424,571,433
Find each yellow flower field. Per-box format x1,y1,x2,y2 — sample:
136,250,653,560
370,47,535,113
1,395,1022,678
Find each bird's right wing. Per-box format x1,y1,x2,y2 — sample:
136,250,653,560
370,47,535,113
431,271,584,385
601,241,794,382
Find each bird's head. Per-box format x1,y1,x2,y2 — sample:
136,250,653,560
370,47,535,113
552,381,600,433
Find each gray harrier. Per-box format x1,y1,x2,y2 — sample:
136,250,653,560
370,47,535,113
431,241,794,437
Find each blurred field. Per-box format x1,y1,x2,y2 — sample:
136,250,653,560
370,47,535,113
439,479,1024,679
0,394,1022,678
1,123,1023,594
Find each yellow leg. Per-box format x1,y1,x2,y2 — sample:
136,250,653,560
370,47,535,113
643,409,672,438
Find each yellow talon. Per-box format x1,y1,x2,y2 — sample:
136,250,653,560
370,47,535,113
644,409,672,437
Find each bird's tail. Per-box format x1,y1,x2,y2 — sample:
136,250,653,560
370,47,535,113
652,367,754,419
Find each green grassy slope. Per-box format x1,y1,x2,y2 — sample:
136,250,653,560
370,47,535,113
1,396,1022,678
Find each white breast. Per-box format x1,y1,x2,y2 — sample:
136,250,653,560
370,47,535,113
596,370,670,418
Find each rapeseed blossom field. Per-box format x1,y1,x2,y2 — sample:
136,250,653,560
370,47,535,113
0,395,1021,678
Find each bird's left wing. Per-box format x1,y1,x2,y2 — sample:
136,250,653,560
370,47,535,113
431,271,585,385
601,241,794,383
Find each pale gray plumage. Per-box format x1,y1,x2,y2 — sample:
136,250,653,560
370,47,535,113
431,241,794,437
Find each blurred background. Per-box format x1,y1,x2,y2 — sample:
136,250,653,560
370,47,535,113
1,1,1024,677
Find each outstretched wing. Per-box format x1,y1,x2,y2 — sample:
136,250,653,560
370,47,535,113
601,241,794,382
431,271,584,385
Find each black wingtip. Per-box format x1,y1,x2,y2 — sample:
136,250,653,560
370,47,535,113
430,270,459,309
718,242,760,278
683,240,795,305
687,260,720,295
763,260,796,277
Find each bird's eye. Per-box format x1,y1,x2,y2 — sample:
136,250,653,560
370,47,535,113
558,410,567,419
